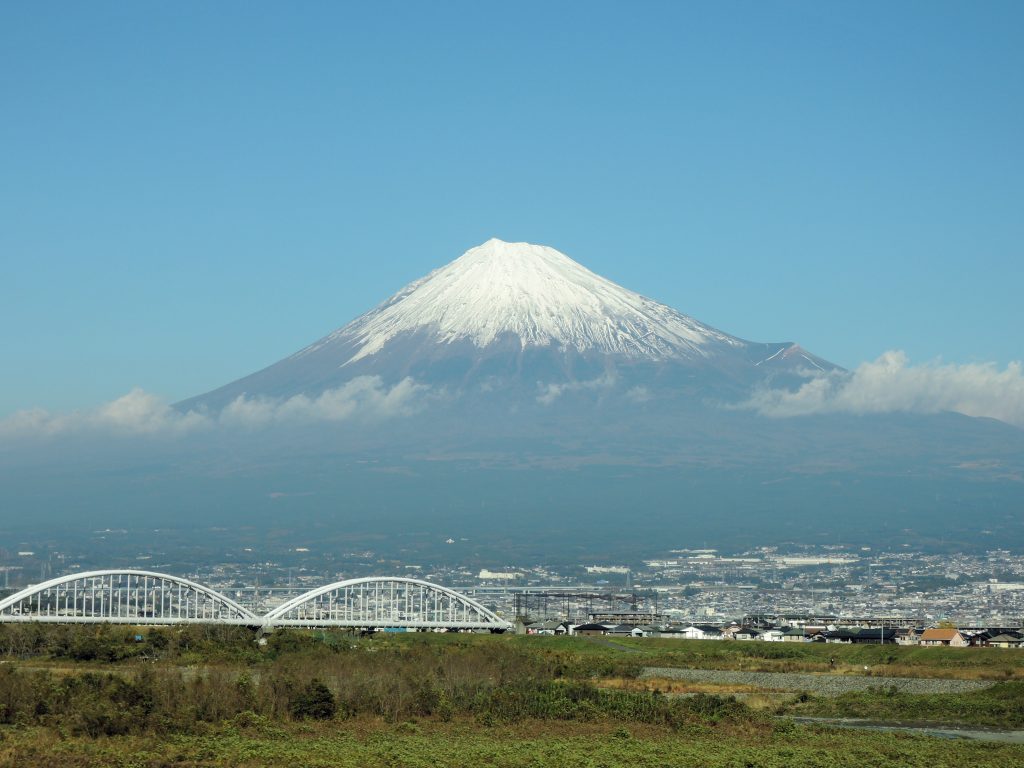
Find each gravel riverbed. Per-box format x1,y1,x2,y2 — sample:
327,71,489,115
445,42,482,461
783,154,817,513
641,667,994,695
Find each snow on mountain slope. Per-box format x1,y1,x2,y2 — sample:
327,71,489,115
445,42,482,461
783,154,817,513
177,238,838,412
297,238,744,364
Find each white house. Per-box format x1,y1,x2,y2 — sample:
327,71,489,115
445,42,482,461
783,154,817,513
679,625,724,640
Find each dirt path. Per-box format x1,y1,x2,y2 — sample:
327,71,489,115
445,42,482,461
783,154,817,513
641,667,994,695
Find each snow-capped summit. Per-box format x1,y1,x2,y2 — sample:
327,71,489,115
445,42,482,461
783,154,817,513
305,238,741,364
179,238,836,411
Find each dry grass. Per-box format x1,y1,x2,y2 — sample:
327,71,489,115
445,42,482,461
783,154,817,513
596,675,765,695
594,677,784,712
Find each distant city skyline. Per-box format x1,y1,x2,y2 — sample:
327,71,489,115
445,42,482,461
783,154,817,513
2,3,1022,418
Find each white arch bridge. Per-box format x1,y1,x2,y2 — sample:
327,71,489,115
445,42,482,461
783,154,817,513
0,571,512,631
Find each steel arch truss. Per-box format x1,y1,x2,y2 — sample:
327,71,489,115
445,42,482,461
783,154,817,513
0,570,257,625
263,577,512,630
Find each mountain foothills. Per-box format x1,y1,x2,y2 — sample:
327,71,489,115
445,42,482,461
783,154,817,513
5,239,1024,553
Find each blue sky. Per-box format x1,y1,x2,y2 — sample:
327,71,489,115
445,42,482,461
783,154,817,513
2,2,1022,417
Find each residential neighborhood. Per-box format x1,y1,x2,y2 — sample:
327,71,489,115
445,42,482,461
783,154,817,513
523,616,1024,648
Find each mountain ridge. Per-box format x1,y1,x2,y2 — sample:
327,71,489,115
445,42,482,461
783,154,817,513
179,239,837,411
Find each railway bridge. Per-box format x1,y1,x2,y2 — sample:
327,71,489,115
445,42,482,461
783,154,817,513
0,570,512,632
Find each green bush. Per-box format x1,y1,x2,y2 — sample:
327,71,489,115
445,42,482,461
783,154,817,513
289,679,337,720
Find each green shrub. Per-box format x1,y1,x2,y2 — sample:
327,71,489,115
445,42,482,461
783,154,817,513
289,679,337,720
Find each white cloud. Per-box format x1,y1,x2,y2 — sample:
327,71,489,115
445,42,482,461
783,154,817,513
0,377,430,438
625,385,652,403
96,389,211,435
744,351,1024,427
536,373,616,405
220,376,429,428
0,388,211,438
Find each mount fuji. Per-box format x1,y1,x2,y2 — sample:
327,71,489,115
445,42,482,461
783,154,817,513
6,239,1022,556
180,238,836,411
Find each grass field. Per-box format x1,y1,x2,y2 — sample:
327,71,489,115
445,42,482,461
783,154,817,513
589,635,1024,679
2,717,1024,768
1,626,1023,766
